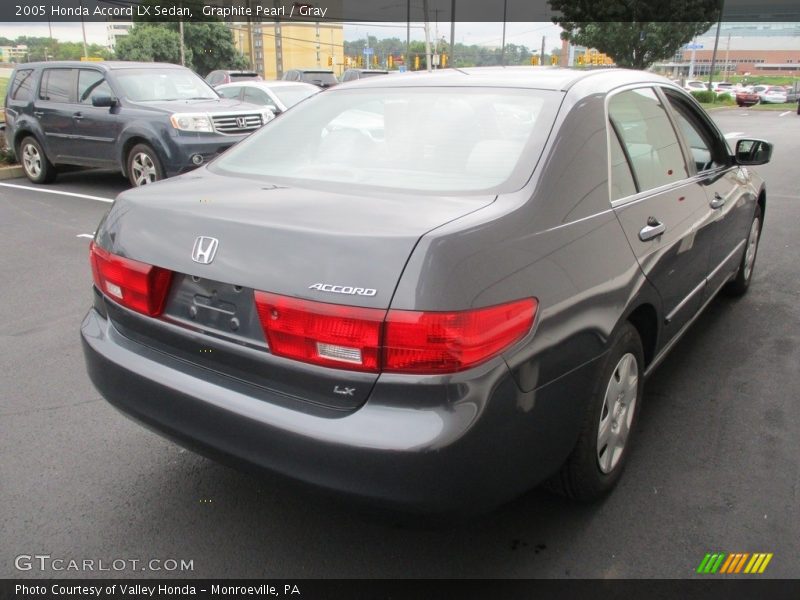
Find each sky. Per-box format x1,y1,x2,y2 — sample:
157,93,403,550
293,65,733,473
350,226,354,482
0,21,565,52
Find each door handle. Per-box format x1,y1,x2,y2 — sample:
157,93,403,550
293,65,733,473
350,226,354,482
639,217,666,241
73,112,84,121
710,192,726,209
33,111,44,118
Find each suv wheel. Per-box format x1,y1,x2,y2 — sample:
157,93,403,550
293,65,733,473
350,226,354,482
19,136,57,184
549,322,644,501
127,144,164,187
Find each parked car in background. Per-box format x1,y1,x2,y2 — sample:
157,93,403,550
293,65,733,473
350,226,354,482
712,82,735,97
82,67,771,514
4,61,273,187
216,80,319,115
758,86,788,104
206,70,262,87
684,80,708,92
735,87,760,107
783,86,799,103
340,69,390,83
282,69,338,88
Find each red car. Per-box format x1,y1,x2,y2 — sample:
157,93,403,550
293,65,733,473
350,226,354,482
735,89,760,107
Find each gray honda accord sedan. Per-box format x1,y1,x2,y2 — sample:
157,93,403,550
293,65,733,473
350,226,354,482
81,67,771,514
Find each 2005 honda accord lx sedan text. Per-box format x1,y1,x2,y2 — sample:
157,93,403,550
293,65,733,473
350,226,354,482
81,67,772,514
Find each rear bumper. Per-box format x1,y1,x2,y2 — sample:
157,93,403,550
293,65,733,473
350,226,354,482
81,308,598,514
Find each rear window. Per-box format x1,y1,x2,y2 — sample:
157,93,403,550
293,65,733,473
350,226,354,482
39,69,74,103
211,87,560,194
229,72,260,81
9,69,35,101
301,72,337,86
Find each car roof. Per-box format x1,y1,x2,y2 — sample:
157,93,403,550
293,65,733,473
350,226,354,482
219,80,316,89
333,66,674,93
14,60,186,72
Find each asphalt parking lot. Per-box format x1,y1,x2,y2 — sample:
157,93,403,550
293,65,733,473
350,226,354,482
1,108,798,579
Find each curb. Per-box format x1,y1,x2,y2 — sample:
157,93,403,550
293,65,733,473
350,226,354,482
0,165,23,180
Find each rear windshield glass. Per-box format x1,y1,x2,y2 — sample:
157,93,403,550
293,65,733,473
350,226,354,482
300,72,338,86
229,73,260,81
210,87,560,194
114,68,217,101
358,71,389,78
272,86,318,108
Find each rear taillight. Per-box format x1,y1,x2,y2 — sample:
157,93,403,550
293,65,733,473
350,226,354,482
254,292,536,375
383,299,537,374
89,241,173,317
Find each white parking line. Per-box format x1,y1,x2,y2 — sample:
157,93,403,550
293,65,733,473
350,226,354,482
724,132,745,139
0,182,114,203
76,234,94,239
779,111,791,117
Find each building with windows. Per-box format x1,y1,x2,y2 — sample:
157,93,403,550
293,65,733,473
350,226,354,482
0,45,29,63
106,19,134,51
229,21,344,79
655,23,800,77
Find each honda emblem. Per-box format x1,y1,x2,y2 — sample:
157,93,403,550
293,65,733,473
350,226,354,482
192,236,219,264
236,116,247,128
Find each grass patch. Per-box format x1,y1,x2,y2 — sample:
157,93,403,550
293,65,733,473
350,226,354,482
0,76,8,103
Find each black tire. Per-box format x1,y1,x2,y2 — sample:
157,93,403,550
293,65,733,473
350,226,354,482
724,204,762,297
18,136,57,184
126,143,164,187
549,322,645,502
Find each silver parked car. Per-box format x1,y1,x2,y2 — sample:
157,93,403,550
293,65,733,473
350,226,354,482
215,80,319,115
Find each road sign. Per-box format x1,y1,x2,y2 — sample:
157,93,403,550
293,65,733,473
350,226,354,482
684,44,704,50
363,47,374,56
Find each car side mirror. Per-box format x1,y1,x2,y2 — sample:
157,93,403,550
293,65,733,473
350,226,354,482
92,94,118,108
734,139,772,166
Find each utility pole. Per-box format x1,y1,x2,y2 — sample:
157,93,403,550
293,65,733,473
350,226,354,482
79,0,88,58
179,19,186,66
450,0,455,68
406,0,410,60
422,0,432,71
541,36,546,65
707,2,724,88
500,0,507,66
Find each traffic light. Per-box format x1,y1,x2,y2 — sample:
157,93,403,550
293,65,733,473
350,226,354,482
358,55,363,67
551,54,558,65
388,55,393,68
577,55,585,65
441,53,447,67
414,55,420,70
345,56,351,67
327,55,333,67
530,55,539,66
372,54,378,66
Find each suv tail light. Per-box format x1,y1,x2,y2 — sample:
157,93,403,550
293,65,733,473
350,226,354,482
255,292,536,375
89,242,173,317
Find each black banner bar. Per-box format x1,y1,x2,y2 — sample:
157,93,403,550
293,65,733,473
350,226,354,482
3,579,800,600
3,0,800,23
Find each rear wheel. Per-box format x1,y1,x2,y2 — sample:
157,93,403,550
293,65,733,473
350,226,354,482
549,322,644,501
724,205,762,297
127,143,164,187
19,136,57,184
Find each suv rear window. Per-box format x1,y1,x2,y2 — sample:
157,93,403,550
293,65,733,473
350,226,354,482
229,72,260,81
39,69,74,103
9,69,35,101
301,72,337,86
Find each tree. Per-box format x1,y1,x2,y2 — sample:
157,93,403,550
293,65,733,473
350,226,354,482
160,23,248,75
115,24,189,65
549,1,719,69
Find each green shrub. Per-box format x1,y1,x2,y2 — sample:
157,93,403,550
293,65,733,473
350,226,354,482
691,90,716,103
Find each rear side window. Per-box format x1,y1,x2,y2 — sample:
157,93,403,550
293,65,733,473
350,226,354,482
39,69,74,103
609,87,687,192
9,69,35,101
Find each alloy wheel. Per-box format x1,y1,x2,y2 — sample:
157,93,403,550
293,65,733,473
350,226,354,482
22,143,42,178
597,352,639,474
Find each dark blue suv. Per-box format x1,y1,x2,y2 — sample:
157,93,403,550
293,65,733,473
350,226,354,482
4,61,273,187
